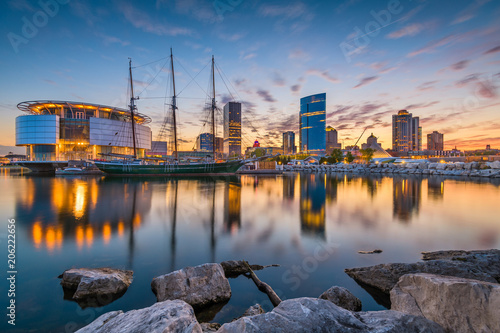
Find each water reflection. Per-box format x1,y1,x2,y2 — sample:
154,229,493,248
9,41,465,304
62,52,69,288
393,176,422,222
283,173,296,201
3,169,500,332
224,180,241,234
16,176,152,261
300,174,326,238
18,173,493,256
428,176,445,200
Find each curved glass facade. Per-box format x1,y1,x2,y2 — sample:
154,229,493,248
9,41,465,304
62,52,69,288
299,93,326,154
16,101,152,161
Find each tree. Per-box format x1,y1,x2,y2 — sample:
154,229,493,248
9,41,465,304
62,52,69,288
331,149,343,164
253,148,266,158
345,151,354,163
360,148,375,163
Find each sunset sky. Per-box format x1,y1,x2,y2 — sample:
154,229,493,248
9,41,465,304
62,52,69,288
1,0,499,154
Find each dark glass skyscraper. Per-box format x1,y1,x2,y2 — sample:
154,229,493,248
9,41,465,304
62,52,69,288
223,102,241,157
299,93,326,154
196,133,213,152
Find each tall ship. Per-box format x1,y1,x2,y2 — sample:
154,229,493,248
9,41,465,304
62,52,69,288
94,50,253,176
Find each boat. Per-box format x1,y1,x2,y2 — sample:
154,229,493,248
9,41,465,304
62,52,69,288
94,50,251,176
55,163,104,175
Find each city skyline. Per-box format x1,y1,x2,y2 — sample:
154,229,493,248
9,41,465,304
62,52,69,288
1,0,500,154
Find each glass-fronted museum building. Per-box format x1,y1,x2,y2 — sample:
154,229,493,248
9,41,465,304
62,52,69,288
16,101,152,161
299,93,326,155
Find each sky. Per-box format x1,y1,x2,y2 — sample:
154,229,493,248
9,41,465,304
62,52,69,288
1,0,499,154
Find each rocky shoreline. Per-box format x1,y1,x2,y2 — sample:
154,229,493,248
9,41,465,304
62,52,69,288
284,160,500,178
69,249,500,332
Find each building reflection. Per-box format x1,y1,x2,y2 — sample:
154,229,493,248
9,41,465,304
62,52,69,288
362,176,383,199
428,176,444,200
283,174,296,201
223,179,241,234
393,176,422,222
326,174,340,203
299,173,326,238
16,176,152,258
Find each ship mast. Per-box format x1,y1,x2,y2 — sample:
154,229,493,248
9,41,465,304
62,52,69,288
211,55,216,161
171,48,178,160
129,58,138,159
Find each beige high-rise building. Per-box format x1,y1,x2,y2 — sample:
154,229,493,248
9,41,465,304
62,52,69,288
326,126,341,154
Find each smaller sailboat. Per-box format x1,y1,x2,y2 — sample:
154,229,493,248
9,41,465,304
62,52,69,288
94,50,256,176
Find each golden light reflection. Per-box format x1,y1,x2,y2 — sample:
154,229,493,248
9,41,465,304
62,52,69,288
45,227,56,252
32,222,43,249
118,221,124,237
103,223,111,245
52,180,65,211
74,181,88,219
85,226,94,247
133,214,142,228
76,225,84,250
23,178,35,210
90,180,98,210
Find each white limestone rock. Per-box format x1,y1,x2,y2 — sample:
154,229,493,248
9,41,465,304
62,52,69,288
217,298,444,333
76,300,202,333
151,263,231,309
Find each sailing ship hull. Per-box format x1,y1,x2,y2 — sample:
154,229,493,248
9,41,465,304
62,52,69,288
94,160,244,176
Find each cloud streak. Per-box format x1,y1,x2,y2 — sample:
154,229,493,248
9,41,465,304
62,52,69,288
353,76,379,89
119,3,193,37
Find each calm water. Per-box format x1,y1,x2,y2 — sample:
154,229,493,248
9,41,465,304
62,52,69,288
1,169,499,332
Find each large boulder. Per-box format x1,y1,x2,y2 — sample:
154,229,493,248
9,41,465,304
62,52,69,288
151,263,231,309
319,286,362,311
345,249,500,295
217,298,444,332
391,273,500,333
76,300,201,333
59,268,133,308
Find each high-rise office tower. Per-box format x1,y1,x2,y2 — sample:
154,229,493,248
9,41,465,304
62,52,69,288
196,133,213,152
223,102,241,158
215,137,224,157
299,93,326,154
326,126,341,154
411,117,422,151
283,131,296,155
427,131,444,150
392,110,421,153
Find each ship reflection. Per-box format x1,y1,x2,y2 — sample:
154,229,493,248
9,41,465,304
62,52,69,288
299,173,326,239
393,176,422,222
16,176,152,266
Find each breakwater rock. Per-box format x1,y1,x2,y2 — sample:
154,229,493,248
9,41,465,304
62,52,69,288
151,263,231,309
59,268,133,308
284,161,500,178
391,273,500,333
76,300,202,333
345,249,500,296
218,298,444,333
